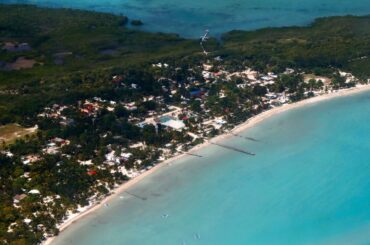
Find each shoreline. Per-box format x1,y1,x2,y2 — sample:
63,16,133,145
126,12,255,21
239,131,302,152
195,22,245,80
2,3,370,39
43,83,370,245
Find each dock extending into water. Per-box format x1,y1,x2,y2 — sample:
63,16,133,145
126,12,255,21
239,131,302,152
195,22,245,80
210,142,255,156
230,132,259,142
181,151,203,158
124,191,147,201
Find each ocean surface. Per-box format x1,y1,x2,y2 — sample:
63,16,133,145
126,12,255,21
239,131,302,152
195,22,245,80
52,91,370,245
1,0,370,37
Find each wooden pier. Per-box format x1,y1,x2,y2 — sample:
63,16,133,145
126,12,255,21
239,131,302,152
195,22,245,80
210,142,255,156
124,191,147,201
230,132,259,142
181,151,203,158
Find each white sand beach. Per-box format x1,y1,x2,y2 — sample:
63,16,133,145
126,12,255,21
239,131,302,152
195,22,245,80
43,83,370,245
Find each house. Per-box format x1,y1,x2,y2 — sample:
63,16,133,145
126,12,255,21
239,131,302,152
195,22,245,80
78,160,93,166
28,189,40,195
79,101,100,115
13,194,27,203
112,75,124,84
190,89,207,98
130,142,145,149
83,104,93,112
137,122,147,128
43,144,60,154
24,218,32,225
51,137,70,146
214,56,223,61
105,151,132,166
152,63,169,68
22,155,41,165
245,69,258,80
162,120,185,130
284,68,295,74
3,151,13,157
124,102,137,111
214,118,227,125
87,170,97,176
2,42,31,52
121,153,132,161
202,71,214,80
267,72,278,78
219,90,226,98
265,93,278,100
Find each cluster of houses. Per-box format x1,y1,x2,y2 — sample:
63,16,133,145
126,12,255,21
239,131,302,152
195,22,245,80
16,60,369,176
43,137,70,155
38,104,73,126
32,61,367,176
2,42,32,52
339,71,360,84
3,56,369,241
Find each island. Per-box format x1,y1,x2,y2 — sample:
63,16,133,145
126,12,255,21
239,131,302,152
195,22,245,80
0,4,369,244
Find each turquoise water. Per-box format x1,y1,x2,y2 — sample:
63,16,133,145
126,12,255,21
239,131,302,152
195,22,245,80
52,91,370,245
1,0,370,37
159,115,173,123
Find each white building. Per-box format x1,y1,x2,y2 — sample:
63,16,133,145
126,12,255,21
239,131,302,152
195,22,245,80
161,119,185,130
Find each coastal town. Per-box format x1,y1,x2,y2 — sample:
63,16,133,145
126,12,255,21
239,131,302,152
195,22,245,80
1,5,370,244
1,55,369,243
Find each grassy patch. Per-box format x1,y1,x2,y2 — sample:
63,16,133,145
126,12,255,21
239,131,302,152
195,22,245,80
0,123,37,145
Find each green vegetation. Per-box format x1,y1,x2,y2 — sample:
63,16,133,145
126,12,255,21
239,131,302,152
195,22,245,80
0,4,213,125
0,4,369,245
0,5,369,126
0,4,202,83
221,15,370,78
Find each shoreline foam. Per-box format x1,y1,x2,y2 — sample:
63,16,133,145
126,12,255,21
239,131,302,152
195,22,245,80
43,84,370,245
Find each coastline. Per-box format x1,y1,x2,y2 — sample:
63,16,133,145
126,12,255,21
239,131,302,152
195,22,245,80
43,83,370,245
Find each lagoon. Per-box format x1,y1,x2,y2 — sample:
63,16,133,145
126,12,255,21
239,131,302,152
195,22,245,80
52,91,370,245
1,0,370,37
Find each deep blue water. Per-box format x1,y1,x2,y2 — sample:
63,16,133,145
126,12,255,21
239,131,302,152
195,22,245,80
52,91,370,245
1,0,370,37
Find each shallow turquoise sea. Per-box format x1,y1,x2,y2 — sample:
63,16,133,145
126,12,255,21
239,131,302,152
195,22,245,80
1,0,370,37
52,91,370,245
